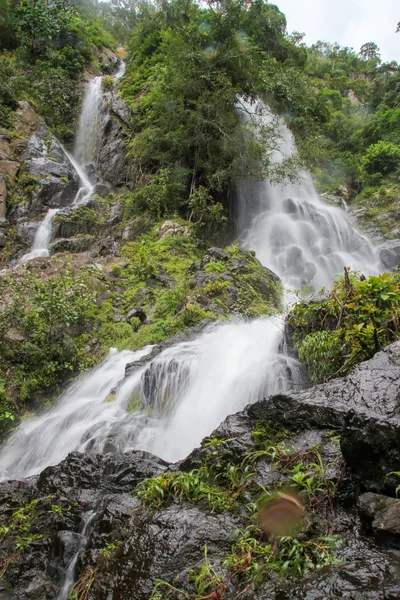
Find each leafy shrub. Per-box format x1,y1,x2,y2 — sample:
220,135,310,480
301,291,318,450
30,65,80,138
102,76,114,91
288,271,400,382
363,141,400,176
137,467,233,512
0,271,96,404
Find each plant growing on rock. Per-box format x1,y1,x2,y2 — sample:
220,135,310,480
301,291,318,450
223,526,340,583
137,467,233,512
288,270,400,382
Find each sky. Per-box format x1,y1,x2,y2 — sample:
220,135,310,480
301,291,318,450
274,0,400,63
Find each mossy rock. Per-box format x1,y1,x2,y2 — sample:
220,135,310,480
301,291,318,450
191,244,282,318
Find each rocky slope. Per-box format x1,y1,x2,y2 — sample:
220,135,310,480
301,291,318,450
1,344,400,599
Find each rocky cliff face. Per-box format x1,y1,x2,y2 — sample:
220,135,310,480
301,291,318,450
1,344,400,599
0,101,81,261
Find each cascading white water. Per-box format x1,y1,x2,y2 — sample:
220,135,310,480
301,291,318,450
111,317,302,463
18,61,127,265
0,348,152,480
74,77,104,165
19,208,59,262
237,100,379,291
1,98,382,480
64,150,94,206
57,510,97,600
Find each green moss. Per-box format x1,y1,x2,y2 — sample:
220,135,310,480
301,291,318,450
127,391,141,414
7,171,41,208
252,419,298,449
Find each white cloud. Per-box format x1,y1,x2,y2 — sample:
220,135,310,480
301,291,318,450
275,0,400,62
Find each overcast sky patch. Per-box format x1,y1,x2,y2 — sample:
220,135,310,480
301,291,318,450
275,0,399,63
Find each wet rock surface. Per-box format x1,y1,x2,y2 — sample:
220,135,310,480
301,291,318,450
1,346,400,598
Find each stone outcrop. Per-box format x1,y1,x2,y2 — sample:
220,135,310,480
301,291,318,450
96,90,130,187
2,102,81,245
1,344,400,599
359,492,400,546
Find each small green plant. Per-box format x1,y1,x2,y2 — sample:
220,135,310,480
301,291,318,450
188,546,226,598
137,467,233,512
275,535,341,577
100,540,122,559
15,533,43,550
251,419,297,449
102,76,114,91
0,498,40,542
387,471,400,497
224,527,341,584
68,567,96,600
150,546,226,599
288,270,400,382
50,504,63,516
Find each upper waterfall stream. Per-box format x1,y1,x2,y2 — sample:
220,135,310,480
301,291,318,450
0,99,381,480
18,63,126,264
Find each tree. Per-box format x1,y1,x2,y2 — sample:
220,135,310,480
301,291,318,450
0,0,18,50
359,42,380,61
12,0,76,54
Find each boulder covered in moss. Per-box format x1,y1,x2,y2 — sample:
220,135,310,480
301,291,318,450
189,244,282,318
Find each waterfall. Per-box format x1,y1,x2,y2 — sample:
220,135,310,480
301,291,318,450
73,76,104,166
237,100,379,291
19,208,59,262
2,99,381,479
57,510,97,600
19,63,125,264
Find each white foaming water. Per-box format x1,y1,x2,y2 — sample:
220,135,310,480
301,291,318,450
18,62,126,264
64,150,94,206
1,98,381,480
122,318,301,462
74,77,104,165
237,100,379,291
19,208,59,262
0,348,151,480
57,510,97,600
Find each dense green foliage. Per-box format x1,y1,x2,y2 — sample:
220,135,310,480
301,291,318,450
287,270,400,382
0,270,97,432
110,0,400,227
0,0,118,137
120,0,309,220
296,41,400,199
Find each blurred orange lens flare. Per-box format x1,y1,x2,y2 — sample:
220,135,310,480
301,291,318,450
258,492,304,537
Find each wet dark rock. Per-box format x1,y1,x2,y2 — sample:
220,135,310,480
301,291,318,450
97,88,129,186
17,220,39,245
8,128,80,222
30,174,79,211
125,307,147,323
107,202,123,224
50,236,96,254
35,450,168,498
93,182,112,198
89,505,239,600
359,492,400,546
379,241,400,270
83,163,98,185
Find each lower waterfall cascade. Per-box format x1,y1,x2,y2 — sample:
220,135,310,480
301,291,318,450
0,99,383,480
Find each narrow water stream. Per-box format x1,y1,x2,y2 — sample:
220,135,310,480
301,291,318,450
19,62,125,265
